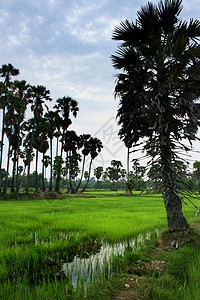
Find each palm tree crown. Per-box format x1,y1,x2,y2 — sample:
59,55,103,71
112,0,200,231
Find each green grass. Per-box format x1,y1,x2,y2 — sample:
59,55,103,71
147,241,200,300
0,194,168,242
84,189,126,194
0,192,199,299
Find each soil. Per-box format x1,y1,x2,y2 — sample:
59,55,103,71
113,223,200,300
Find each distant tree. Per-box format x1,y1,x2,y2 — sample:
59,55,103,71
75,134,92,191
81,137,103,192
94,166,104,180
54,96,79,192
94,166,104,189
105,160,123,190
25,85,52,192
44,110,57,191
0,64,19,192
3,93,24,197
112,0,200,231
193,161,200,193
42,155,51,192
63,130,80,193
125,160,146,193
11,80,29,193
84,171,89,181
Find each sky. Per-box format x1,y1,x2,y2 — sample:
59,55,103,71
0,0,200,174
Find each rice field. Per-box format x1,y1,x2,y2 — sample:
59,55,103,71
0,192,199,299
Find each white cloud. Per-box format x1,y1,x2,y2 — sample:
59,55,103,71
0,0,199,171
7,35,20,47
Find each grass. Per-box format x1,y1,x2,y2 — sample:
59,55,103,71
0,192,199,299
0,194,169,242
147,230,200,300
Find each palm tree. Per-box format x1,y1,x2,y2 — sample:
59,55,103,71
54,96,79,192
44,111,57,191
10,80,29,193
94,166,104,189
42,155,51,191
75,134,91,192
32,117,49,192
19,146,34,190
0,64,19,192
112,0,200,231
3,93,24,198
105,160,123,191
81,137,103,192
63,130,80,193
25,85,52,192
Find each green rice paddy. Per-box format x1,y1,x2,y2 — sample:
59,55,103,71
0,192,199,299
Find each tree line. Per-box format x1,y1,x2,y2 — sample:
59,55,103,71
0,63,103,198
93,159,200,193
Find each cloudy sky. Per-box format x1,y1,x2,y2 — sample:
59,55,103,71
0,0,200,172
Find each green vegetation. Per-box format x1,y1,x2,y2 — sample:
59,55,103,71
0,64,103,197
146,228,200,299
1,0,200,298
0,192,199,299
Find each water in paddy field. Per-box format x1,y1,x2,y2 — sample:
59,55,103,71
62,229,161,294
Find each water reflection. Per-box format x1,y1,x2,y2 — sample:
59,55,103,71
63,229,160,292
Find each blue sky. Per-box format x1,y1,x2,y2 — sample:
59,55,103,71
0,0,200,171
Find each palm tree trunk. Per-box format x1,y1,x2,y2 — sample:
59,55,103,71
35,149,38,193
3,124,13,199
55,132,64,192
16,152,20,194
160,132,188,231
81,158,92,193
19,163,26,190
68,151,74,193
26,119,36,192
10,150,17,193
49,138,53,191
126,147,132,194
56,136,59,156
75,155,86,192
15,130,21,194
0,108,5,192
42,153,45,192
66,152,70,192
127,147,130,181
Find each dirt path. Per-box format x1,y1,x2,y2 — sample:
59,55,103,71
113,223,200,299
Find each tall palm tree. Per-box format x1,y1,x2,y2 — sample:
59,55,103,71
54,96,79,192
25,85,52,192
19,146,34,190
112,0,200,231
10,80,29,193
32,117,49,193
42,155,51,191
3,93,24,198
81,137,103,192
62,130,80,193
94,166,104,189
44,111,57,191
75,134,91,191
0,64,19,192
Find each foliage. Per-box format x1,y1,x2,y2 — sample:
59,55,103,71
0,64,103,195
0,193,199,298
112,0,200,231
